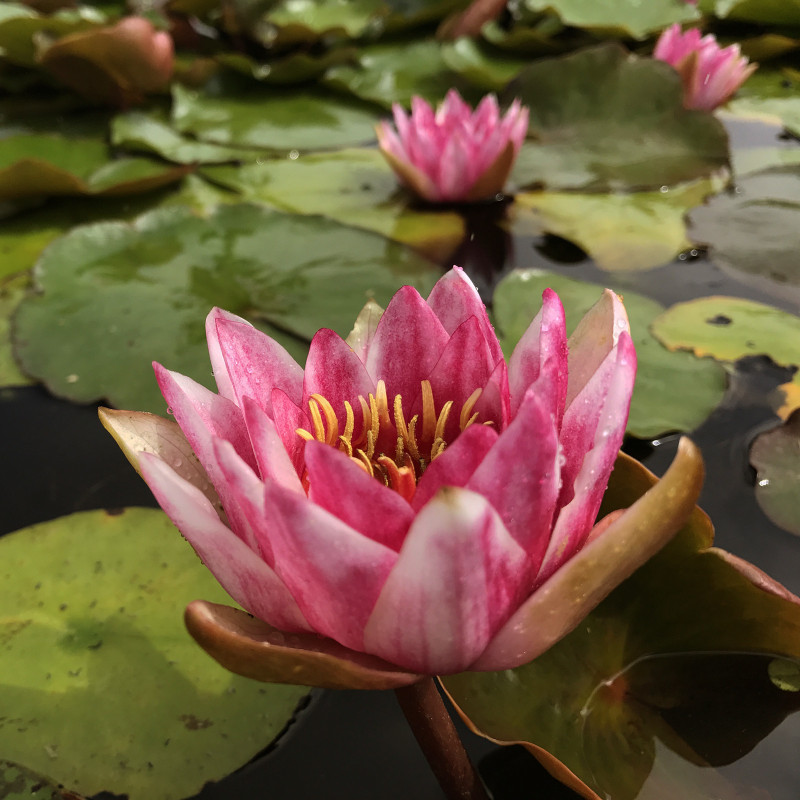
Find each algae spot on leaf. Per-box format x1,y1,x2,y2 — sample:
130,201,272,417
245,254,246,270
0,508,308,800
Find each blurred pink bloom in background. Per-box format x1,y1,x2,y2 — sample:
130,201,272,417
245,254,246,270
654,24,756,111
377,90,529,203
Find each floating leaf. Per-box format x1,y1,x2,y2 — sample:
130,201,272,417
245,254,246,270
651,296,800,367
0,133,188,201
727,68,800,137
509,44,730,191
324,39,459,109
217,46,359,84
202,148,464,261
492,270,726,438
111,111,264,164
0,273,33,387
712,0,800,25
0,508,308,800
689,168,800,306
13,203,439,413
171,82,380,151
37,16,174,107
0,761,84,799
440,38,529,91
267,0,384,39
0,3,104,67
512,177,722,272
750,410,800,537
444,451,800,800
522,0,699,39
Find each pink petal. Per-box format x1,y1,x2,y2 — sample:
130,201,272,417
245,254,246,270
215,316,303,418
270,387,310,474
537,332,636,583
139,453,310,632
304,441,414,551
507,288,568,421
241,396,304,495
365,285,450,402
302,327,375,434
467,385,560,568
363,488,528,674
264,481,398,651
412,423,498,511
426,267,504,365
205,307,250,402
472,359,510,431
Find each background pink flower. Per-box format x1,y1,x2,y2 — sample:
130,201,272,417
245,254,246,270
377,91,529,203
654,24,756,111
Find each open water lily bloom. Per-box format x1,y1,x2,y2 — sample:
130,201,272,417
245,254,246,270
654,24,756,111
377,91,529,203
103,268,639,678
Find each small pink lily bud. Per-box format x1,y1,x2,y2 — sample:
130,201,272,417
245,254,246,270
377,90,529,203
654,24,756,111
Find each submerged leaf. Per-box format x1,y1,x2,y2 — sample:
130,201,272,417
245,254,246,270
750,409,800,537
0,508,308,800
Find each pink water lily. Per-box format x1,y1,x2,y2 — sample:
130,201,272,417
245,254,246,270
377,91,528,203
102,268,646,681
654,24,756,111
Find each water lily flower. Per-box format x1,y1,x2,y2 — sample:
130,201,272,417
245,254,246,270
376,91,529,203
654,24,756,111
101,268,663,685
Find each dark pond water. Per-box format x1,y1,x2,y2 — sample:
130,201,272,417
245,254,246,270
2,118,800,800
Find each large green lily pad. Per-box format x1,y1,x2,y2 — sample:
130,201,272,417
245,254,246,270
0,507,308,800
492,270,727,438
522,0,698,38
688,168,800,305
651,296,800,367
267,0,384,38
440,38,529,92
13,203,440,413
711,0,800,24
509,44,730,192
324,39,460,109
0,133,188,201
0,760,84,799
750,409,800,537
171,83,380,152
727,69,800,137
512,177,722,271
0,273,33,387
201,148,465,261
444,453,800,800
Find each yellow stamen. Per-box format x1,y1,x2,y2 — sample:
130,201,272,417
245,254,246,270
368,393,380,450
421,380,436,445
376,380,392,428
460,388,483,431
431,438,447,460
434,400,454,444
353,396,371,448
393,394,409,442
296,428,314,442
406,415,421,461
343,400,355,443
338,435,353,457
308,398,326,442
310,393,339,445
354,449,374,476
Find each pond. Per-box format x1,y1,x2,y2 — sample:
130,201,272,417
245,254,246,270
3,2,800,799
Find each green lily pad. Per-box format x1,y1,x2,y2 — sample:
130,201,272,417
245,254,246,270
510,44,730,192
0,760,84,799
171,82,380,151
0,3,104,67
444,452,800,800
0,272,33,387
324,38,461,109
201,148,465,261
217,47,359,84
111,111,265,165
440,38,529,91
492,270,727,438
688,168,800,305
727,69,800,137
13,203,439,413
267,0,384,38
521,0,699,38
712,0,800,25
750,410,800,537
0,508,308,800
0,133,188,201
512,177,723,272
651,296,800,367
0,175,237,280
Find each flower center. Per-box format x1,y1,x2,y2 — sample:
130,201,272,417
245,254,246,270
296,379,487,502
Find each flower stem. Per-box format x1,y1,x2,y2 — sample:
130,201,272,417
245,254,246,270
394,677,491,800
